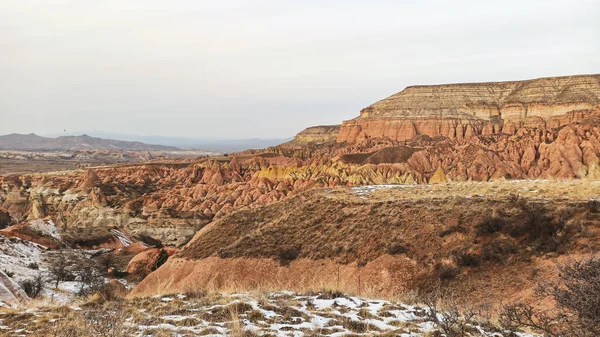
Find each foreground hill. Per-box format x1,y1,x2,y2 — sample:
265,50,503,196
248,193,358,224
131,181,600,309
0,133,180,151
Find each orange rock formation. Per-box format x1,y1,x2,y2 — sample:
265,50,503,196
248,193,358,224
337,74,600,143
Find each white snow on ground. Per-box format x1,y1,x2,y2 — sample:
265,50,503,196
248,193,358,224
28,219,61,240
129,292,538,337
0,236,46,284
0,291,540,336
352,184,426,198
0,237,113,306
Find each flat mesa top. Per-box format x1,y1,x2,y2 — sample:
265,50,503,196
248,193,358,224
328,179,600,203
362,74,600,118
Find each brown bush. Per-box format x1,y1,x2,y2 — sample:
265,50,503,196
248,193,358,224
278,247,300,266
435,262,460,280
481,235,517,262
451,249,480,267
501,257,600,336
476,216,506,235
386,242,408,255
19,273,44,298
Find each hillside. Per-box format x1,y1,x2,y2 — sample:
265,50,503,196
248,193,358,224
0,133,180,151
130,181,600,309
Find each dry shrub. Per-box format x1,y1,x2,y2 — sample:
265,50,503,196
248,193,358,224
477,197,574,254
278,247,300,266
152,249,169,271
585,199,600,213
386,241,408,255
421,290,486,337
19,273,44,298
434,262,460,280
501,257,600,336
476,216,506,235
451,248,480,267
481,235,517,262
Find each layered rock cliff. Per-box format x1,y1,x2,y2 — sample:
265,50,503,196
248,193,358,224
338,74,600,142
282,125,341,146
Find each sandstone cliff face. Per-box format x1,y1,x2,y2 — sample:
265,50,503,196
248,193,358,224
283,125,341,146
338,74,600,142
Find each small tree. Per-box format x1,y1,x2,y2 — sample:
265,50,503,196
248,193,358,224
97,253,116,271
74,261,105,296
45,250,75,288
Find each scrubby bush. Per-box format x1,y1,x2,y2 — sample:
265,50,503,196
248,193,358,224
277,247,300,266
478,197,573,254
75,263,105,296
386,242,408,255
97,253,116,271
19,274,44,298
501,257,600,336
44,249,105,293
476,216,506,235
451,249,480,267
152,249,169,271
3,269,14,278
27,262,39,270
481,235,517,262
422,291,483,337
434,262,460,280
45,250,77,287
585,199,600,213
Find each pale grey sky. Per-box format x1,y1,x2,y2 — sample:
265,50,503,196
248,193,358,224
1,0,599,139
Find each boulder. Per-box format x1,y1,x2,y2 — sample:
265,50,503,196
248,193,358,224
127,247,179,279
0,270,29,307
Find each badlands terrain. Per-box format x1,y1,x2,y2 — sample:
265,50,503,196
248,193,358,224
1,74,600,336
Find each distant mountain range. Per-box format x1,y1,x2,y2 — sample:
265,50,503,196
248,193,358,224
0,133,180,151
0,132,293,152
44,131,293,152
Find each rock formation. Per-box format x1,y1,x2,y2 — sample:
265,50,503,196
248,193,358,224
1,74,600,250
337,74,600,143
282,125,341,146
0,270,29,307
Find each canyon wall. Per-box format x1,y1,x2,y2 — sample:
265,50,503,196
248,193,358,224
338,74,600,143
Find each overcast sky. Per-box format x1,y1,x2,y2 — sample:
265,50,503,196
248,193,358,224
1,0,599,139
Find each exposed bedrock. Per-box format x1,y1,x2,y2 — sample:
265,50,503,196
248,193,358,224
338,74,600,143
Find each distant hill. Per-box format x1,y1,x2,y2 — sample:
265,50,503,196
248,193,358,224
0,133,180,151
45,131,293,152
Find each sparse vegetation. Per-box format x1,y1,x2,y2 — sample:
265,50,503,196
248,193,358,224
277,247,300,266
501,257,600,337
43,249,105,293
434,262,460,280
422,289,486,337
152,249,169,271
19,273,44,298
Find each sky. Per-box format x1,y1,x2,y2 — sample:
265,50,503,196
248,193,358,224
1,0,599,140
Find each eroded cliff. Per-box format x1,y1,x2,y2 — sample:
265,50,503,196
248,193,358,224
338,74,600,142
